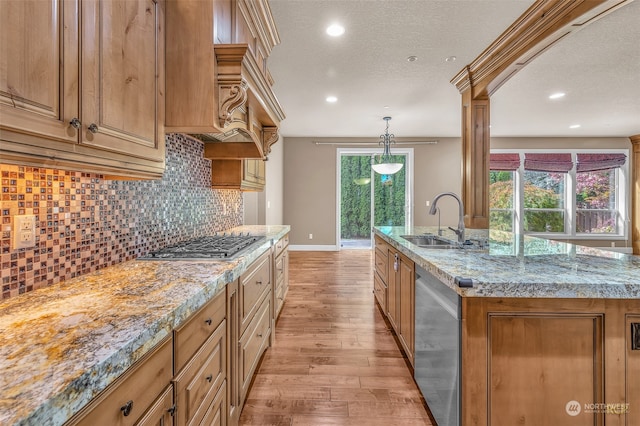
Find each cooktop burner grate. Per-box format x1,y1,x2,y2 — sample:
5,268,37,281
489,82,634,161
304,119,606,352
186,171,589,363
139,233,265,260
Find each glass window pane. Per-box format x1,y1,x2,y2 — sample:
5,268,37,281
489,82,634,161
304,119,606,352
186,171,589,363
340,155,372,240
489,171,515,231
524,210,565,233
523,171,565,209
374,155,406,227
490,210,514,232
576,169,618,234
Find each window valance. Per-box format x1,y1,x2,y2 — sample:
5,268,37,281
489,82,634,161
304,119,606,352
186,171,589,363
576,153,626,172
490,153,520,171
524,153,573,173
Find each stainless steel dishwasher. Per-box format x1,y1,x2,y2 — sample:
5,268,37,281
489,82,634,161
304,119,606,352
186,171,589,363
414,264,461,426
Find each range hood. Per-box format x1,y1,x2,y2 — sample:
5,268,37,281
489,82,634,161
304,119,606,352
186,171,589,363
194,43,284,160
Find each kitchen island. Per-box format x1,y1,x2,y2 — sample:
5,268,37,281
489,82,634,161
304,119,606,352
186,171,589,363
0,225,289,426
374,226,640,426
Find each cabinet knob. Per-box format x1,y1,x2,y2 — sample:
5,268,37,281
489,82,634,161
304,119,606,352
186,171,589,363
167,405,176,416
256,280,263,285
69,118,81,129
88,123,99,133
204,318,212,326
206,374,213,383
120,400,133,417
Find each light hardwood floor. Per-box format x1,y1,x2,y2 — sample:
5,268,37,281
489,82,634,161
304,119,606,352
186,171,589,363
239,250,433,425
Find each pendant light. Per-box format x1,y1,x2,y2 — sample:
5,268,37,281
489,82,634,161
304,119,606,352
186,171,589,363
371,116,403,175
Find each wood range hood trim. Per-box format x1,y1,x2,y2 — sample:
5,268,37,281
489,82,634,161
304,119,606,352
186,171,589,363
198,43,285,160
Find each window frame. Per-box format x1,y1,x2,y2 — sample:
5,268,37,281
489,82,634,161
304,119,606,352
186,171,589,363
490,148,630,240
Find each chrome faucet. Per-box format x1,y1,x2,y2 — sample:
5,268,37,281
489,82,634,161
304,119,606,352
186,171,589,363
429,192,465,243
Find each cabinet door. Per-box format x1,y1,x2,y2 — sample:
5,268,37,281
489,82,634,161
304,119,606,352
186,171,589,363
80,0,164,161
243,159,266,186
387,250,400,331
0,0,79,145
398,254,415,366
226,280,241,425
135,385,174,426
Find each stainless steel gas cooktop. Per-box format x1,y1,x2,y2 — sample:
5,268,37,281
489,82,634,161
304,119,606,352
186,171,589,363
139,233,265,261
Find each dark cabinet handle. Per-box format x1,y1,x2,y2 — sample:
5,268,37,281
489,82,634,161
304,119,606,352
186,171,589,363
206,374,213,382
256,280,263,285
121,400,133,417
70,118,81,129
257,332,263,338
88,123,99,133
204,318,212,325
167,405,176,416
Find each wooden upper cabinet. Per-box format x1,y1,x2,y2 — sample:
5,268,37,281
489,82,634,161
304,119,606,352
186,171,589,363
0,0,79,145
0,0,166,178
80,0,165,163
165,0,284,161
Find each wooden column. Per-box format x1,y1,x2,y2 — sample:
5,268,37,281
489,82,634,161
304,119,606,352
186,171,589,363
631,134,640,255
450,0,631,230
460,82,490,229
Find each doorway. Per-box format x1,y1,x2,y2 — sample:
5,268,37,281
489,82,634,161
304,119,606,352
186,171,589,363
337,148,413,249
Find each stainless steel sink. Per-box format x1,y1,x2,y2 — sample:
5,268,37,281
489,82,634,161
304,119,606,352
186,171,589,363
400,235,461,249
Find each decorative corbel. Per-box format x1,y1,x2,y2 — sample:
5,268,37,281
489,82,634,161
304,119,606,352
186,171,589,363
262,126,279,156
218,80,248,127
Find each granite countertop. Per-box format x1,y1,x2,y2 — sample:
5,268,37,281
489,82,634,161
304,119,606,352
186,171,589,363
0,225,290,426
374,226,640,298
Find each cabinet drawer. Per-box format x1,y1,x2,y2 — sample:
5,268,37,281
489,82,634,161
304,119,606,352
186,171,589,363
275,281,285,317
198,381,227,426
67,337,172,426
274,252,285,284
374,272,387,311
174,291,226,372
240,251,271,335
174,320,226,426
240,295,271,402
274,234,289,257
374,244,388,282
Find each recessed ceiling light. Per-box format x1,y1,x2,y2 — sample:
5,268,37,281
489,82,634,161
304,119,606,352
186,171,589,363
407,55,418,62
445,56,457,62
549,92,566,99
326,24,345,37
326,96,338,103
569,124,581,129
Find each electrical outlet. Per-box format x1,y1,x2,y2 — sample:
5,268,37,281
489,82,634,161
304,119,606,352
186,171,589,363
12,215,36,250
308,233,313,240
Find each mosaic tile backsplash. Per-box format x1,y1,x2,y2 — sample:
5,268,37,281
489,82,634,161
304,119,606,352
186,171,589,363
0,134,243,299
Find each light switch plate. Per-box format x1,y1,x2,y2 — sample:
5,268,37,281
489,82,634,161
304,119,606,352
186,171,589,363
12,215,36,250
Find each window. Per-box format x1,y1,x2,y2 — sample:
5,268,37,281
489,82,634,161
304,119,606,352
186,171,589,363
489,150,629,239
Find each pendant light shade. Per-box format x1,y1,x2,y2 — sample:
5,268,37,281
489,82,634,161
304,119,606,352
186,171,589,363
371,117,403,174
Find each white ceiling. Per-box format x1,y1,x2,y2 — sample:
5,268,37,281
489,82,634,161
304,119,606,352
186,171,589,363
268,0,640,139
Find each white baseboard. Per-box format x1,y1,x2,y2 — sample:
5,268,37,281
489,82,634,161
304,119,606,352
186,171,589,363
289,245,339,251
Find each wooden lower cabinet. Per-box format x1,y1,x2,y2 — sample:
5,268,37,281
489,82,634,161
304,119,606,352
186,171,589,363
199,383,227,426
487,314,602,426
173,320,226,426
64,251,278,426
136,385,175,426
463,298,640,426
397,255,415,367
66,337,174,426
273,234,289,321
385,246,414,367
626,315,640,426
227,251,273,425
